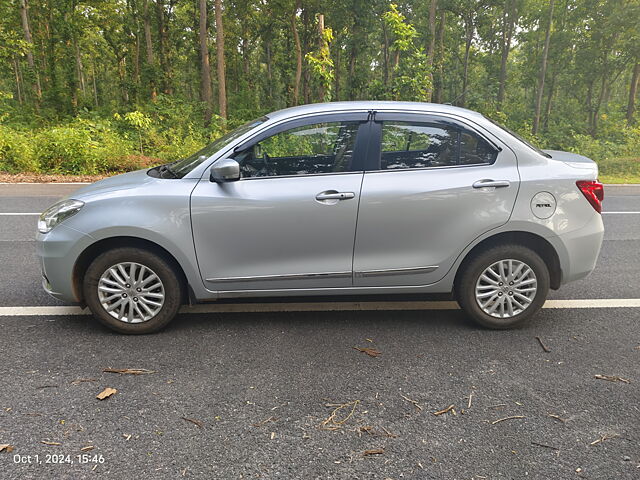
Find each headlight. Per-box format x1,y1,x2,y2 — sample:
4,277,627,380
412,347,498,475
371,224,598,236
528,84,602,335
38,199,85,234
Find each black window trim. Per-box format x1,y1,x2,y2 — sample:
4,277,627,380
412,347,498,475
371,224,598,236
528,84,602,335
366,112,502,172
231,112,370,180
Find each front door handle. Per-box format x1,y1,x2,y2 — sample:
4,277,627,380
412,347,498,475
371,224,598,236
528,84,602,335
315,191,355,201
472,179,511,189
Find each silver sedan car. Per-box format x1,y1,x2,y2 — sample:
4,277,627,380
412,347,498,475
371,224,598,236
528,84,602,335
36,102,604,334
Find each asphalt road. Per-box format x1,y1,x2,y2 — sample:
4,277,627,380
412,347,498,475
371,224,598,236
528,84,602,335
0,183,639,479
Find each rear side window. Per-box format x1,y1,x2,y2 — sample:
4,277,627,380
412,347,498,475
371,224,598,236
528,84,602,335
380,121,497,170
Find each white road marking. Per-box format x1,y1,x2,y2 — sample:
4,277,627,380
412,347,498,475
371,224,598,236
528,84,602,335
0,182,91,185
0,213,40,216
1,211,638,217
1,298,640,316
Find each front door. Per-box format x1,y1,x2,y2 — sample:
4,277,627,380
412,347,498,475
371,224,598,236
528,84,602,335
191,115,368,292
353,113,520,287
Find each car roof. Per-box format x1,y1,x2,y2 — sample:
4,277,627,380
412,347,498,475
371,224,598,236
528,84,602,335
265,101,484,122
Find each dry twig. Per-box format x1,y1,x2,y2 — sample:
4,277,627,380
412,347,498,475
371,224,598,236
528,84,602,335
181,417,203,428
363,448,384,456
381,426,398,438
252,416,278,428
71,378,97,385
103,368,155,375
400,393,423,411
590,433,618,446
531,441,559,450
319,400,359,430
594,374,630,384
492,415,525,425
535,336,551,353
433,405,454,416
548,414,566,423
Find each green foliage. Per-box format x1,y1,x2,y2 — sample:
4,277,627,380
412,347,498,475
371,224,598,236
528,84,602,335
0,125,36,172
382,4,432,101
305,22,335,102
0,0,638,180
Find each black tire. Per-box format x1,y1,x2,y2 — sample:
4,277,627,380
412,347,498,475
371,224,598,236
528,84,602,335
83,247,182,334
455,244,550,329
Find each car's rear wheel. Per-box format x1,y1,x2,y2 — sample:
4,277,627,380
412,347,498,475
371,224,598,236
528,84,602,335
83,247,182,334
456,245,550,329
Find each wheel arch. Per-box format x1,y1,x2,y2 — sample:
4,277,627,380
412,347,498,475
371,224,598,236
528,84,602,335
72,236,192,305
454,231,562,291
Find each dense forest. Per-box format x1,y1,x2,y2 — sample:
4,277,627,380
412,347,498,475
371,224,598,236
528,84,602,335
0,0,639,180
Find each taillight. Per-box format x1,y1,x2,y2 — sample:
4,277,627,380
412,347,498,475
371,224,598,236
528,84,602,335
576,180,604,214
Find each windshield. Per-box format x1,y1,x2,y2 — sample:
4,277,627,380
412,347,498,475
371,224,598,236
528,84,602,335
484,117,552,158
170,116,267,177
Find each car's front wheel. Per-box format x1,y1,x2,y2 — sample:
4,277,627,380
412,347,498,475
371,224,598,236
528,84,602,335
83,247,182,334
456,245,550,329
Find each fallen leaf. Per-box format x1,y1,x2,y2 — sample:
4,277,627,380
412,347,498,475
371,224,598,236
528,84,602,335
433,405,454,416
80,446,95,452
353,347,381,357
96,388,117,400
40,441,62,446
181,417,203,428
0,444,14,453
363,448,384,456
103,368,155,375
594,374,630,384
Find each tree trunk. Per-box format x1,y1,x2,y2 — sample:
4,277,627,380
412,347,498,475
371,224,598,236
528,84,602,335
156,0,172,94
199,0,213,125
426,0,437,101
497,0,516,109
75,40,86,95
291,0,302,105
316,13,326,102
532,0,555,135
214,0,227,119
18,0,41,103
627,62,640,125
13,57,23,104
334,40,341,101
143,0,157,100
433,10,445,103
460,14,474,107
543,69,557,130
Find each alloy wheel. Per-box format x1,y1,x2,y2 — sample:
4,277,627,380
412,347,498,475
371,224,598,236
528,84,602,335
97,262,165,323
474,259,538,319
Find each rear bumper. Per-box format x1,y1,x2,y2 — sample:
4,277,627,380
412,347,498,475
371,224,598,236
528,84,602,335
36,225,95,303
549,213,604,285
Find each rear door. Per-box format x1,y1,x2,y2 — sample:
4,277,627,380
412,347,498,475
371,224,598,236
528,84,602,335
353,113,520,287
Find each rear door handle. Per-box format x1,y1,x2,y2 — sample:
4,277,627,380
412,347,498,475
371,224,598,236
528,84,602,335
472,179,511,189
315,191,355,201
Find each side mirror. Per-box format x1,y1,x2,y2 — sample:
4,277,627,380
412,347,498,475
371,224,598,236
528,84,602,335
210,158,240,183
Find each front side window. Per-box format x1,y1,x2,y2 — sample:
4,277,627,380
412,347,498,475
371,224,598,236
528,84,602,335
170,117,266,177
235,121,361,178
380,121,497,170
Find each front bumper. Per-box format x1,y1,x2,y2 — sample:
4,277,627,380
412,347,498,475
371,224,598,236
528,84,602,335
36,224,95,303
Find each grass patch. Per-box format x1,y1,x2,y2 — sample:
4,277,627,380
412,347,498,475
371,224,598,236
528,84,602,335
598,157,640,184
